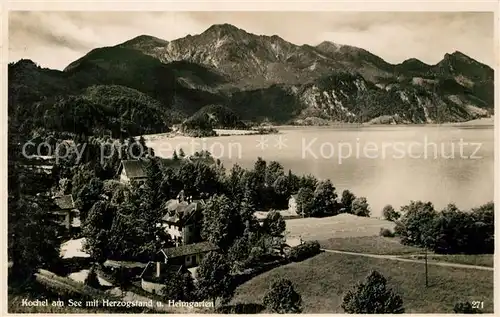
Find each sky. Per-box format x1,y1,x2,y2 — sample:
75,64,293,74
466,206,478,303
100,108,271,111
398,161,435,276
8,11,494,70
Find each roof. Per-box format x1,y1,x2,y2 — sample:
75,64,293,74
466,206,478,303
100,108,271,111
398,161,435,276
162,199,205,224
160,241,218,258
103,260,148,269
139,261,185,281
54,195,75,210
121,160,148,179
119,158,187,179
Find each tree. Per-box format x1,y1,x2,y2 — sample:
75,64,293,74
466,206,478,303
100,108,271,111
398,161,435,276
201,195,243,250
351,197,371,217
162,271,196,301
196,251,234,307
75,176,104,222
262,211,286,238
177,161,196,196
193,161,218,197
239,190,256,225
453,302,482,314
341,190,356,213
266,161,284,187
287,169,300,194
394,201,437,247
296,187,314,217
311,180,338,217
342,271,404,313
178,148,186,158
263,278,302,313
272,175,290,208
85,266,101,289
160,167,181,199
298,174,318,191
83,201,115,263
226,163,245,201
382,205,400,221
8,197,61,281
253,157,267,185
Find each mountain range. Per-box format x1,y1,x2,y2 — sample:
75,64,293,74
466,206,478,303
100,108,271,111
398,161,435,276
8,23,494,136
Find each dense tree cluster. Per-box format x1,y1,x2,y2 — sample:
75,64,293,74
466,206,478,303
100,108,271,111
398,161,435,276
394,201,494,254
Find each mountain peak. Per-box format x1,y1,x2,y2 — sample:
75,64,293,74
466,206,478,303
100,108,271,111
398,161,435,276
443,50,477,64
316,41,343,51
203,23,245,35
119,34,169,49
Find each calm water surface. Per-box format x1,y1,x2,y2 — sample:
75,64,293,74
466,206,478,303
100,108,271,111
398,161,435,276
146,125,494,216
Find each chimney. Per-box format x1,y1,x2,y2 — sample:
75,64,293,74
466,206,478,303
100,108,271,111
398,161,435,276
156,261,161,278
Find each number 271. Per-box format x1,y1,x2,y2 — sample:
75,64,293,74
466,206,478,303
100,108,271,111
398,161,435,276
471,301,484,309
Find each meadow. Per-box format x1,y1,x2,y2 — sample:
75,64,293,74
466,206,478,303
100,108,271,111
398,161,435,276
231,252,493,313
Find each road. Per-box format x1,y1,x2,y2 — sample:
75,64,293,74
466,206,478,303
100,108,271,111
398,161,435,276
321,249,493,271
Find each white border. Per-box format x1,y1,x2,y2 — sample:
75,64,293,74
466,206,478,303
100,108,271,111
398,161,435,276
1,1,499,317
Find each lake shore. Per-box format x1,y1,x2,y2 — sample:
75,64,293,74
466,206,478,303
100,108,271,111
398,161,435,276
275,116,494,129
141,116,494,141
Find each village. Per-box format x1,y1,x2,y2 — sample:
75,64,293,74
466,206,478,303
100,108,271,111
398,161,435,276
13,146,317,312
8,131,494,314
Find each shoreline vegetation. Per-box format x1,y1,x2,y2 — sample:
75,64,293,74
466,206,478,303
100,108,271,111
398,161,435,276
282,115,494,128
141,115,493,140
143,116,495,140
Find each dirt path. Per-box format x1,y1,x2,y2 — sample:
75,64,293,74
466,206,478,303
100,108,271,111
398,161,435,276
321,249,493,271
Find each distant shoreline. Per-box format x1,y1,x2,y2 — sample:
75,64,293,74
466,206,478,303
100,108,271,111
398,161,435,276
274,116,494,129
142,116,494,140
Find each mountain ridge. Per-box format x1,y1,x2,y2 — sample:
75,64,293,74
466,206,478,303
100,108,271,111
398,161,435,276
8,22,494,136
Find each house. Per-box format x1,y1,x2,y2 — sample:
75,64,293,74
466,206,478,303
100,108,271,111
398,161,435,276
50,194,79,231
254,195,300,224
161,192,205,246
139,241,219,294
157,241,219,269
117,160,148,184
139,261,188,295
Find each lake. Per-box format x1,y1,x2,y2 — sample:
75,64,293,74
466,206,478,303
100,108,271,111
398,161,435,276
145,124,494,217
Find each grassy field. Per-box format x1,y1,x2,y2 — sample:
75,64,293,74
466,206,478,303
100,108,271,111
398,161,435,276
403,254,494,268
319,236,425,255
231,252,493,313
286,213,396,241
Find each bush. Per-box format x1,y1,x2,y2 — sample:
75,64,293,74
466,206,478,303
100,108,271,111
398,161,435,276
342,270,404,313
379,228,395,237
288,241,321,262
263,278,302,313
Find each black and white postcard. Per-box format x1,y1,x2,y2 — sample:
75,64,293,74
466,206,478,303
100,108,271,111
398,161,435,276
4,2,497,314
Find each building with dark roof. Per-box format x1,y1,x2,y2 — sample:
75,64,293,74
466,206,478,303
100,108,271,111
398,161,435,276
161,194,205,246
117,160,148,184
50,194,79,231
139,241,218,295
139,261,187,295
156,241,219,268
